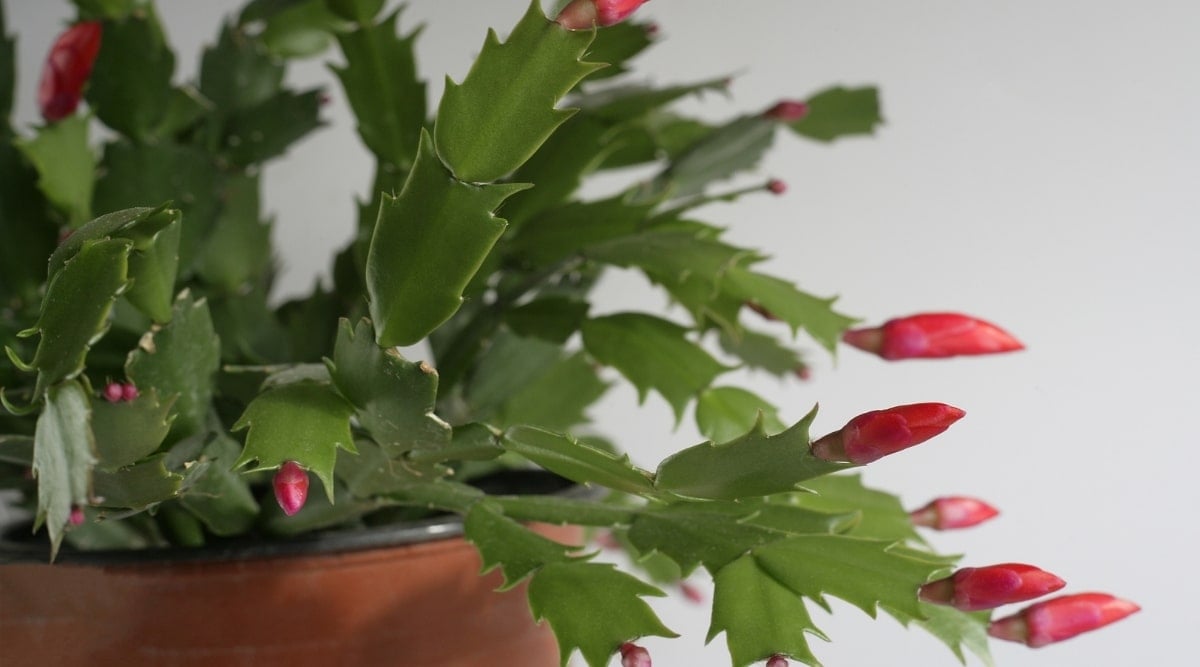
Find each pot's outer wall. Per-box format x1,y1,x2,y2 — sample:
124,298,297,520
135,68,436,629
0,524,580,666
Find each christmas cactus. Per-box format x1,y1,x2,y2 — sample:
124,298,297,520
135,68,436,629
0,1,1136,665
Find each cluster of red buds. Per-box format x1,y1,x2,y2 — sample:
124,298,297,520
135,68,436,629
101,381,139,403
37,21,102,122
556,0,651,30
272,461,310,517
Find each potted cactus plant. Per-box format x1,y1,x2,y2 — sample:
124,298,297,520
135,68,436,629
0,0,1138,665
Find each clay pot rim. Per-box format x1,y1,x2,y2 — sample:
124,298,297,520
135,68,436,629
0,469,591,566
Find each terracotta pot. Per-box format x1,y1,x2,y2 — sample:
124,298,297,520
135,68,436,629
0,472,585,667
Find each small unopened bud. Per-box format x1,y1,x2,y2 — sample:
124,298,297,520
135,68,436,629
843,313,1024,360
38,21,103,122
594,530,622,550
919,563,1066,611
793,364,812,381
680,582,704,604
556,0,651,30
68,506,85,526
766,655,789,667
763,100,809,122
811,402,965,465
102,382,124,403
619,642,652,667
988,593,1140,648
766,179,787,195
644,22,660,37
910,496,999,530
121,383,139,402
273,461,310,517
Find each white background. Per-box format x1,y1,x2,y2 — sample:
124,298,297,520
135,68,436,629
9,1,1199,665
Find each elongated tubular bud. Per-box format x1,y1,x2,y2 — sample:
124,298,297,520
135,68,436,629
37,21,103,122
843,312,1024,360
811,402,966,464
910,496,1000,530
919,563,1066,611
763,100,809,122
988,593,1140,647
556,0,651,30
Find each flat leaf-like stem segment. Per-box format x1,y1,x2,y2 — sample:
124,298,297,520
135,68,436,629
434,0,603,183
464,500,576,590
529,561,677,667
654,407,851,500
233,382,357,502
18,237,132,400
32,380,96,560
366,131,527,346
502,426,654,496
15,114,94,226
787,85,882,142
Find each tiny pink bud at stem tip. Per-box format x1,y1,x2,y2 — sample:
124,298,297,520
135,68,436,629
273,461,310,517
68,506,85,526
763,100,809,122
988,593,1140,648
556,0,651,30
619,642,652,667
102,382,124,403
766,655,789,667
910,496,999,530
766,179,787,195
121,383,139,402
680,582,704,604
811,402,965,465
918,563,1066,611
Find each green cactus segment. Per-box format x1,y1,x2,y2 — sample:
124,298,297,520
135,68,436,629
86,10,175,142
579,20,654,83
788,85,882,142
710,537,949,667
434,0,603,183
695,386,786,445
725,269,858,354
221,88,324,166
888,604,995,667
502,425,654,496
639,114,776,202
793,474,923,544
199,22,285,113
655,407,851,501
0,3,13,121
717,329,806,378
464,500,575,590
32,380,96,560
195,174,271,292
91,454,181,510
366,131,527,347
576,76,729,123
72,0,141,22
327,318,450,457
529,561,677,667
90,388,174,470
581,313,730,422
709,554,824,667
17,238,131,400
332,8,426,173
506,195,653,268
16,115,94,227
326,0,387,24
253,0,344,59
120,211,181,324
232,382,357,502
125,291,219,443
178,432,260,537
0,140,56,306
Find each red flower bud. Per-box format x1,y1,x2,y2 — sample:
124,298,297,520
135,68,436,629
766,655,789,667
811,402,965,464
680,582,704,604
763,100,809,122
766,179,787,195
102,382,124,403
556,0,651,30
272,461,309,517
120,383,139,402
619,642,652,667
919,563,1066,611
910,496,1000,530
68,506,85,526
842,313,1023,360
988,593,1140,648
37,21,103,122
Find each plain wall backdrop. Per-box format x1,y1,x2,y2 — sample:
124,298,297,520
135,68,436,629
9,1,1199,665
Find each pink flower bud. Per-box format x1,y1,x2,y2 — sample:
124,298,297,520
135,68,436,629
763,100,809,122
120,383,139,402
910,496,999,530
793,364,812,381
273,461,309,517
38,21,103,122
988,593,1140,648
594,530,622,550
619,642,652,667
811,403,965,465
556,0,651,30
766,656,789,667
842,313,1023,360
102,382,124,403
766,179,787,195
919,563,1066,611
680,582,704,604
68,506,85,526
